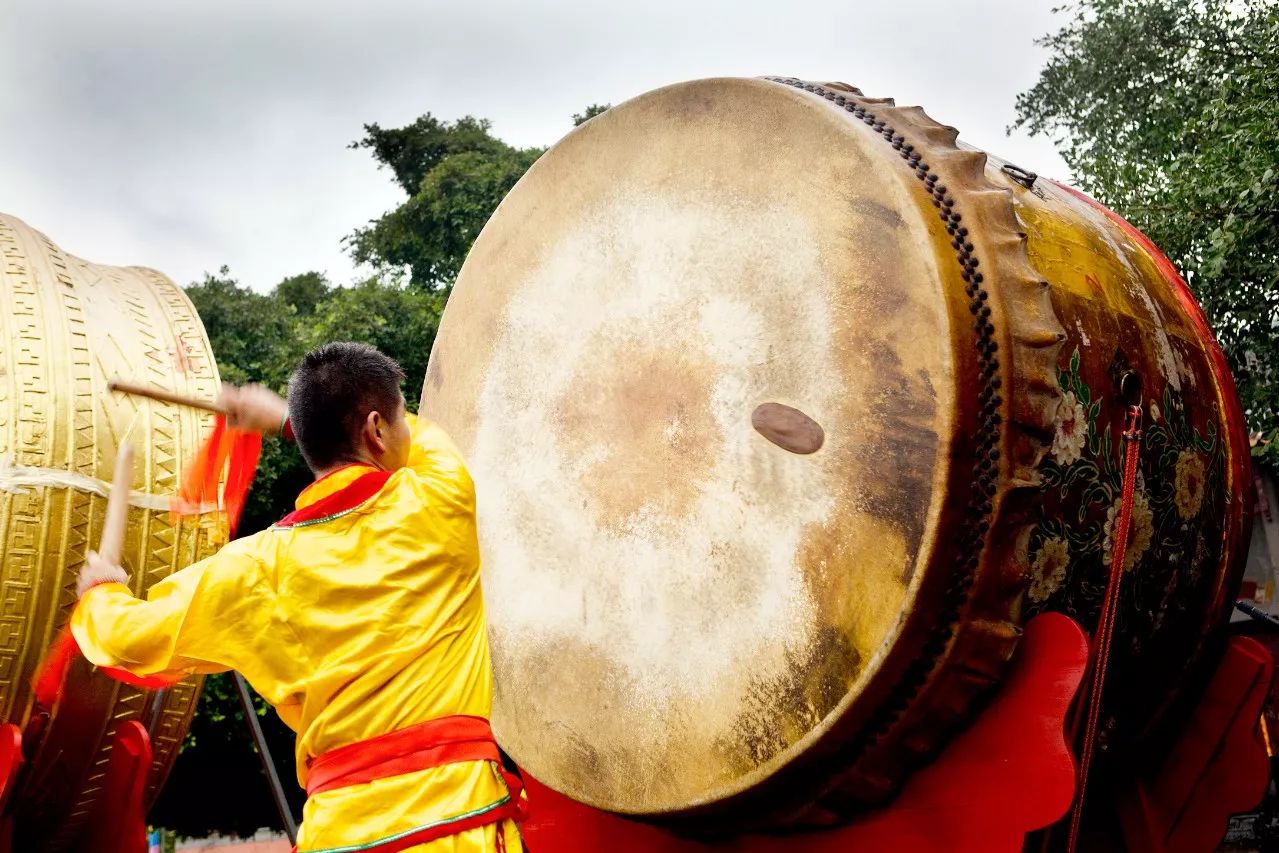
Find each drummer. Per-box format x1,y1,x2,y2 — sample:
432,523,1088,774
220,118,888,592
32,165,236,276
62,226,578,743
70,342,523,853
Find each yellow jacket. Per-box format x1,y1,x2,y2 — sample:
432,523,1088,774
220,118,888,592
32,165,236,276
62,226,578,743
72,415,521,853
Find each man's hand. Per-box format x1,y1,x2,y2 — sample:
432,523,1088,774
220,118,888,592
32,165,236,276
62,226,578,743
217,384,289,435
77,550,129,598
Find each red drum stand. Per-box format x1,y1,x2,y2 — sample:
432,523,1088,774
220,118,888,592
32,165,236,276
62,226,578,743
1118,635,1272,853
521,613,1089,852
0,720,151,853
521,613,1275,853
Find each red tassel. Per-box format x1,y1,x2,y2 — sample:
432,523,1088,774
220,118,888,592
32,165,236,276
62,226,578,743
32,629,79,710
223,430,262,538
31,626,180,711
98,662,181,691
172,415,228,516
172,415,261,537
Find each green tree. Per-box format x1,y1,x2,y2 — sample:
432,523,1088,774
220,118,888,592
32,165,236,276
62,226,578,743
184,268,312,534
348,115,509,196
185,267,303,389
183,269,441,535
346,116,544,289
1013,0,1279,467
572,103,610,126
301,275,442,410
273,271,332,316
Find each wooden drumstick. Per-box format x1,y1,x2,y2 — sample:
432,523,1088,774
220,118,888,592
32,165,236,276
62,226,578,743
98,443,134,567
108,378,226,416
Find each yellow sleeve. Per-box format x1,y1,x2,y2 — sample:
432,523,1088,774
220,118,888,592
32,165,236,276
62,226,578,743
405,412,474,503
70,542,269,680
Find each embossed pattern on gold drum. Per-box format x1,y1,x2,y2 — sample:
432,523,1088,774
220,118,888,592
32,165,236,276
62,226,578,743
422,77,1250,833
0,213,224,851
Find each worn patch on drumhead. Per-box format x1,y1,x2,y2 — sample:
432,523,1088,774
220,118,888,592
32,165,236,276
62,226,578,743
752,402,824,454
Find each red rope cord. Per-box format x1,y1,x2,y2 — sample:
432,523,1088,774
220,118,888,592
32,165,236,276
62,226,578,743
1066,404,1143,852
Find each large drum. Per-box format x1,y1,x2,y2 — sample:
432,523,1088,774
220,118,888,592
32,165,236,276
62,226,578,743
0,213,224,851
422,78,1252,831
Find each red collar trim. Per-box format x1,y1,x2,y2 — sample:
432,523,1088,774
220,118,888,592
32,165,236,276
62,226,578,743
276,469,394,529
300,462,369,499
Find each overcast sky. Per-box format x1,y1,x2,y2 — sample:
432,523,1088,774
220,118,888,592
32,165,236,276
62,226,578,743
0,0,1072,292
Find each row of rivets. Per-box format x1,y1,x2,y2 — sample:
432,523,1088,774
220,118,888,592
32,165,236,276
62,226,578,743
766,76,1007,805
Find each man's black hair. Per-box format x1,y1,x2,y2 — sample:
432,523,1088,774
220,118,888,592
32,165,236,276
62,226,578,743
287,342,406,472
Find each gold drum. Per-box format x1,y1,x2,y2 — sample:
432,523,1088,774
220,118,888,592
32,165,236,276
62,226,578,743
0,213,225,850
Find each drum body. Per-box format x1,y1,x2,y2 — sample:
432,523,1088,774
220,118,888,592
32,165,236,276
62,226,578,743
0,214,225,851
422,78,1251,831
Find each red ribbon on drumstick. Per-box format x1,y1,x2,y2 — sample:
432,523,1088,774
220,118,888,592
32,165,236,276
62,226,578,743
108,379,263,537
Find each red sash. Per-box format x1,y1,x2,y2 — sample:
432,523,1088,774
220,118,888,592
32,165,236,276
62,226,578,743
303,715,526,851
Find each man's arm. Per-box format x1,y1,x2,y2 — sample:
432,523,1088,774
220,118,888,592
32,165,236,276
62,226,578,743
71,543,267,679
405,411,475,505
72,381,290,679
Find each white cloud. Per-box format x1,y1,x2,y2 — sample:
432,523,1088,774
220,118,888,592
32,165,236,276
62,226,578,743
0,0,1070,290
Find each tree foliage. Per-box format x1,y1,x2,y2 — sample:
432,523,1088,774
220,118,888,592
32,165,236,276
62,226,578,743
572,103,610,126
184,268,440,536
186,267,301,389
1013,0,1279,467
273,271,332,316
306,277,442,402
346,115,543,289
186,269,311,535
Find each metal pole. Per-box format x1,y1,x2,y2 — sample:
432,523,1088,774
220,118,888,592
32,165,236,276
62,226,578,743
145,688,168,739
1236,599,1279,628
233,671,298,844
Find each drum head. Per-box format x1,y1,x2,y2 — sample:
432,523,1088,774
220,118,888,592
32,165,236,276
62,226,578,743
424,78,981,818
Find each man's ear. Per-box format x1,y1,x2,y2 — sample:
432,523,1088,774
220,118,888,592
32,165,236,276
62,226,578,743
365,410,388,454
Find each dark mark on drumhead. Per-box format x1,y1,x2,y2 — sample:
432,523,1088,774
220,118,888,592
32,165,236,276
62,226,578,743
426,359,444,390
752,403,824,454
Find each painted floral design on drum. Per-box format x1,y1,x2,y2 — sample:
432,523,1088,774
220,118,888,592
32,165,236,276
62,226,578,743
1023,340,1229,752
1051,391,1088,467
1029,537,1070,602
1026,346,1225,617
1102,485,1154,572
1174,448,1207,519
